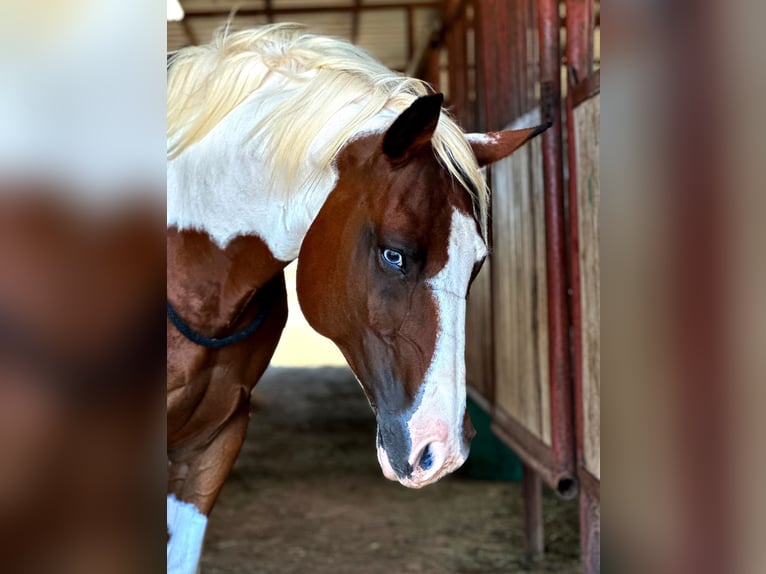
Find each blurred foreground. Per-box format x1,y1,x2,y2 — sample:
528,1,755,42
0,1,166,570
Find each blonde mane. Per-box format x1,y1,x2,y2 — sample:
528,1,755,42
167,23,489,236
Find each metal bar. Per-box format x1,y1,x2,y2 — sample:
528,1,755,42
564,5,600,571
507,1,519,119
536,0,576,487
463,2,476,131
491,407,577,499
265,0,274,24
529,0,539,107
445,0,467,120
565,0,594,87
184,2,443,19
516,0,537,115
523,464,544,559
424,40,441,90
561,11,600,28
442,0,469,25
579,473,601,574
473,0,494,130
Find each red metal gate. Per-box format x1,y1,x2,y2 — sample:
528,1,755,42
413,1,601,571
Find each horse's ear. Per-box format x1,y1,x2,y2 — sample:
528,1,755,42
467,122,552,167
382,93,444,160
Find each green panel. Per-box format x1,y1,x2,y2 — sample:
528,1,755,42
461,397,524,481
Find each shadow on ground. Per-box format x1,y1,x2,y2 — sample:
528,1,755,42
202,366,581,574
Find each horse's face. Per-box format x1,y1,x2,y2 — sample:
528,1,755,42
298,94,545,488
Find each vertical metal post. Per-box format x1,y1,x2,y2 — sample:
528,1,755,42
537,0,576,494
565,1,599,572
474,0,513,130
446,3,467,122
424,43,441,92
565,0,594,81
579,481,600,573
522,463,544,559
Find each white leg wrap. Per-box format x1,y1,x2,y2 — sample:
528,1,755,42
167,494,208,574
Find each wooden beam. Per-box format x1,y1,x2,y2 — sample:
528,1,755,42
350,0,362,44
405,0,468,80
184,2,443,19
406,6,415,60
181,18,198,46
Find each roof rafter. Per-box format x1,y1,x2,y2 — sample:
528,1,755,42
183,2,442,19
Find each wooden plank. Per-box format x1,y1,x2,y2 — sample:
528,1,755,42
490,111,550,446
530,134,551,445
573,93,600,480
491,150,519,421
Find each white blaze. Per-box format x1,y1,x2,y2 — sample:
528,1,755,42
383,208,486,487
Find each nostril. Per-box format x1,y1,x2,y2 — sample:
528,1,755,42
419,444,433,471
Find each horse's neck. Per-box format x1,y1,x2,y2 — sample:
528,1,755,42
167,89,395,262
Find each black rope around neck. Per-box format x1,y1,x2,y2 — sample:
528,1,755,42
167,296,269,350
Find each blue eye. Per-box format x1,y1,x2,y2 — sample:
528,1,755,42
381,248,404,270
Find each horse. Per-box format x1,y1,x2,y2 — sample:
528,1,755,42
166,22,547,573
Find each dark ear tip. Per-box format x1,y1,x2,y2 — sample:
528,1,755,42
417,92,444,110
382,93,444,159
530,121,553,139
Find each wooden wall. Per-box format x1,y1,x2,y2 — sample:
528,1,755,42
489,118,551,446
573,93,601,480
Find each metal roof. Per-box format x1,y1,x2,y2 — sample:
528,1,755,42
167,0,445,72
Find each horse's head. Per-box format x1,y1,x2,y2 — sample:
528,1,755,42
297,94,545,488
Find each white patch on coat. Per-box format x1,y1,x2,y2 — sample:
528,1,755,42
384,208,486,488
167,81,396,260
464,132,499,145
167,494,208,574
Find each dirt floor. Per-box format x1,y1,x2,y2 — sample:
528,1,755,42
202,366,581,574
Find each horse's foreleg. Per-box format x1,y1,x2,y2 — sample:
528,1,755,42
167,396,250,574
